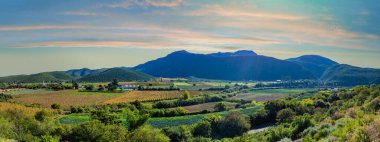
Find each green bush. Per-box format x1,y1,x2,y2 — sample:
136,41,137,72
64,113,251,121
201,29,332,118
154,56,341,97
34,110,51,122
193,121,211,137
276,108,296,123
129,126,170,142
214,102,228,112
163,126,193,142
217,111,251,138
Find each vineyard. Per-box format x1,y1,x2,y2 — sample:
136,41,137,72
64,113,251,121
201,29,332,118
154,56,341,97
12,90,122,108
103,91,204,104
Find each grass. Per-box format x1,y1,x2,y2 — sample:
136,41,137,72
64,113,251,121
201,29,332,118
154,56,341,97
173,82,193,86
169,102,237,113
58,113,91,125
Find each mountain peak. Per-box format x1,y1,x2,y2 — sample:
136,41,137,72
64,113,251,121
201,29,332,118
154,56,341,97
208,50,257,57
287,55,338,65
169,50,190,55
233,50,257,56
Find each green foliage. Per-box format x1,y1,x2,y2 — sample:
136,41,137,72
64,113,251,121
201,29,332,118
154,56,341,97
85,84,94,91
108,79,119,91
0,93,12,102
34,110,51,122
123,110,149,130
70,106,85,113
214,102,228,112
184,90,191,99
216,111,251,138
276,108,296,123
193,121,212,137
66,121,128,142
51,103,61,109
129,126,170,142
163,125,193,142
91,110,121,125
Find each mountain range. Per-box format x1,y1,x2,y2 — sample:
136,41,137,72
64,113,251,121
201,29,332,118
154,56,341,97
1,50,379,86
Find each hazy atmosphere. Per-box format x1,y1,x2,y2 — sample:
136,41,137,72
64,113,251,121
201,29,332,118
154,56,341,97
1,0,380,76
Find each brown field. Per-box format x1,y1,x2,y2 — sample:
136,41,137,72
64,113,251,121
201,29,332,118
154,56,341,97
0,102,46,116
169,102,237,113
104,91,204,104
12,90,121,109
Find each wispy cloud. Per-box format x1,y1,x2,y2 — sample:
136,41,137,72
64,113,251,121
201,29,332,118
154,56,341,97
0,25,91,31
109,0,183,8
188,5,306,21
63,11,107,16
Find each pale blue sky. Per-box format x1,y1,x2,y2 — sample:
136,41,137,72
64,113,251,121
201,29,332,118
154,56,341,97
0,0,379,76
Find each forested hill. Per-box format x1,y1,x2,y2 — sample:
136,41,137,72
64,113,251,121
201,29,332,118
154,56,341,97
321,64,380,86
77,68,153,82
134,50,315,81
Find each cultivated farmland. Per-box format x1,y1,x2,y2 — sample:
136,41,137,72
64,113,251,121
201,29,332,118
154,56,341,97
103,91,204,104
12,90,122,108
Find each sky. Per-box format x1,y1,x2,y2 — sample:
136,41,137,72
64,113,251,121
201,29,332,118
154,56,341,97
0,0,380,76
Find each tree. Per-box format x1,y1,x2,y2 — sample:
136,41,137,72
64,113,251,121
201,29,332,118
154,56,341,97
214,102,228,112
276,108,296,123
108,79,119,91
98,85,105,91
34,110,51,122
124,110,149,130
91,110,121,125
68,121,128,142
72,80,79,89
51,103,61,109
183,91,191,100
129,126,170,142
85,84,94,91
0,93,12,102
217,111,251,137
193,121,211,137
163,126,193,142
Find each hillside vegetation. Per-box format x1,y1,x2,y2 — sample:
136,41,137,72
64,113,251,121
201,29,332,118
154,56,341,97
321,64,380,86
0,71,74,83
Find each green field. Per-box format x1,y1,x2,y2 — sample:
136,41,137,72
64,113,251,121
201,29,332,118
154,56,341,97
59,106,262,128
147,106,262,128
173,82,193,86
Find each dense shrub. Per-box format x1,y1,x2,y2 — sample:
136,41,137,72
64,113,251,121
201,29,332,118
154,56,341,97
214,102,228,112
0,93,12,102
91,110,121,125
129,126,170,142
193,121,212,137
66,121,128,142
276,108,296,123
51,103,61,109
163,126,193,142
34,110,51,122
216,111,251,138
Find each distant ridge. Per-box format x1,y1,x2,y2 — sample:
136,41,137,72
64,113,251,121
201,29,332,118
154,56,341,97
0,71,74,83
134,50,315,81
1,50,380,86
77,67,153,82
286,55,338,78
208,50,257,57
321,64,380,86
